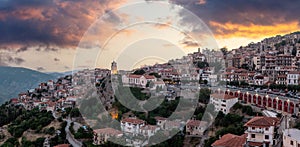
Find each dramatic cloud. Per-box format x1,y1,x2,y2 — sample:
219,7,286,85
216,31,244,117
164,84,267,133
210,21,300,39
0,0,126,48
172,0,300,39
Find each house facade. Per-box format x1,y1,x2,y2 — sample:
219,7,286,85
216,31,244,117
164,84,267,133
244,116,280,147
121,118,145,135
122,74,156,88
210,93,238,114
93,128,123,145
283,129,300,147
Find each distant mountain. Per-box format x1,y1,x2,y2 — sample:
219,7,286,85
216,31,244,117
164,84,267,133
47,70,77,78
0,66,55,104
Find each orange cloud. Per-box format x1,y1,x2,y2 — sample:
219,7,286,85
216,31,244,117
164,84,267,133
210,21,300,39
198,0,206,5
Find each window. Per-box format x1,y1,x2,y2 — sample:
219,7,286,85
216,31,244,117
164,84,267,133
265,135,269,140
252,127,255,130
291,140,294,145
251,134,255,138
265,127,269,131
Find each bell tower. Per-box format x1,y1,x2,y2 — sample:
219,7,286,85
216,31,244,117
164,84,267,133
111,61,118,74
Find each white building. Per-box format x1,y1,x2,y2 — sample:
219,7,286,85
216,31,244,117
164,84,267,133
254,75,269,86
244,116,280,147
140,125,160,137
210,93,238,114
122,74,156,88
121,117,145,135
93,128,123,145
186,120,208,136
151,81,166,90
287,71,300,85
283,129,300,147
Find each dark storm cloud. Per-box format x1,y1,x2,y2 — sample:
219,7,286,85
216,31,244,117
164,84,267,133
171,0,300,34
0,0,125,49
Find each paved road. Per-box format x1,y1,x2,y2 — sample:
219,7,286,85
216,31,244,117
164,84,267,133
65,117,83,147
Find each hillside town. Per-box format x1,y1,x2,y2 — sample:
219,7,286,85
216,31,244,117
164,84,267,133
1,32,300,147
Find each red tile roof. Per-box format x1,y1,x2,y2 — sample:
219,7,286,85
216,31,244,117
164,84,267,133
212,133,247,147
244,116,279,127
140,125,158,131
10,98,18,103
210,93,238,100
54,144,70,147
277,75,287,78
144,75,156,79
288,71,300,74
128,74,142,78
121,118,145,124
187,120,207,127
248,141,264,146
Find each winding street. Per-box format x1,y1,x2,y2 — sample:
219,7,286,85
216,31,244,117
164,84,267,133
65,117,83,147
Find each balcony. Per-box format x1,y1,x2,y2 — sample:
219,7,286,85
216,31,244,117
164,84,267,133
246,129,264,133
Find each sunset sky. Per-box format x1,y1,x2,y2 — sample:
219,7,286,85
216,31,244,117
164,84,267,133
0,0,299,72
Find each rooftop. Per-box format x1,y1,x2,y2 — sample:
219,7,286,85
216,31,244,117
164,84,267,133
186,120,207,127
94,128,123,136
121,118,145,124
210,93,238,100
244,116,279,127
212,133,247,147
283,129,300,141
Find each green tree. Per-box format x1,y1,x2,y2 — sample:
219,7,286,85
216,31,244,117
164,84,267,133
220,47,228,56
133,69,145,75
149,72,161,78
197,61,209,68
198,88,211,104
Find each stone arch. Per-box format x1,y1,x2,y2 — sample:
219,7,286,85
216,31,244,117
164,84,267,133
248,95,252,103
258,96,262,106
239,93,243,100
268,98,272,107
284,101,289,112
273,99,277,109
290,102,295,114
278,100,282,111
263,97,267,107
235,92,239,97
225,90,228,95
253,95,257,104
244,94,247,102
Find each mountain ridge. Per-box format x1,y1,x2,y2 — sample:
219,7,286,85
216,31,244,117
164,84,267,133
0,66,55,104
